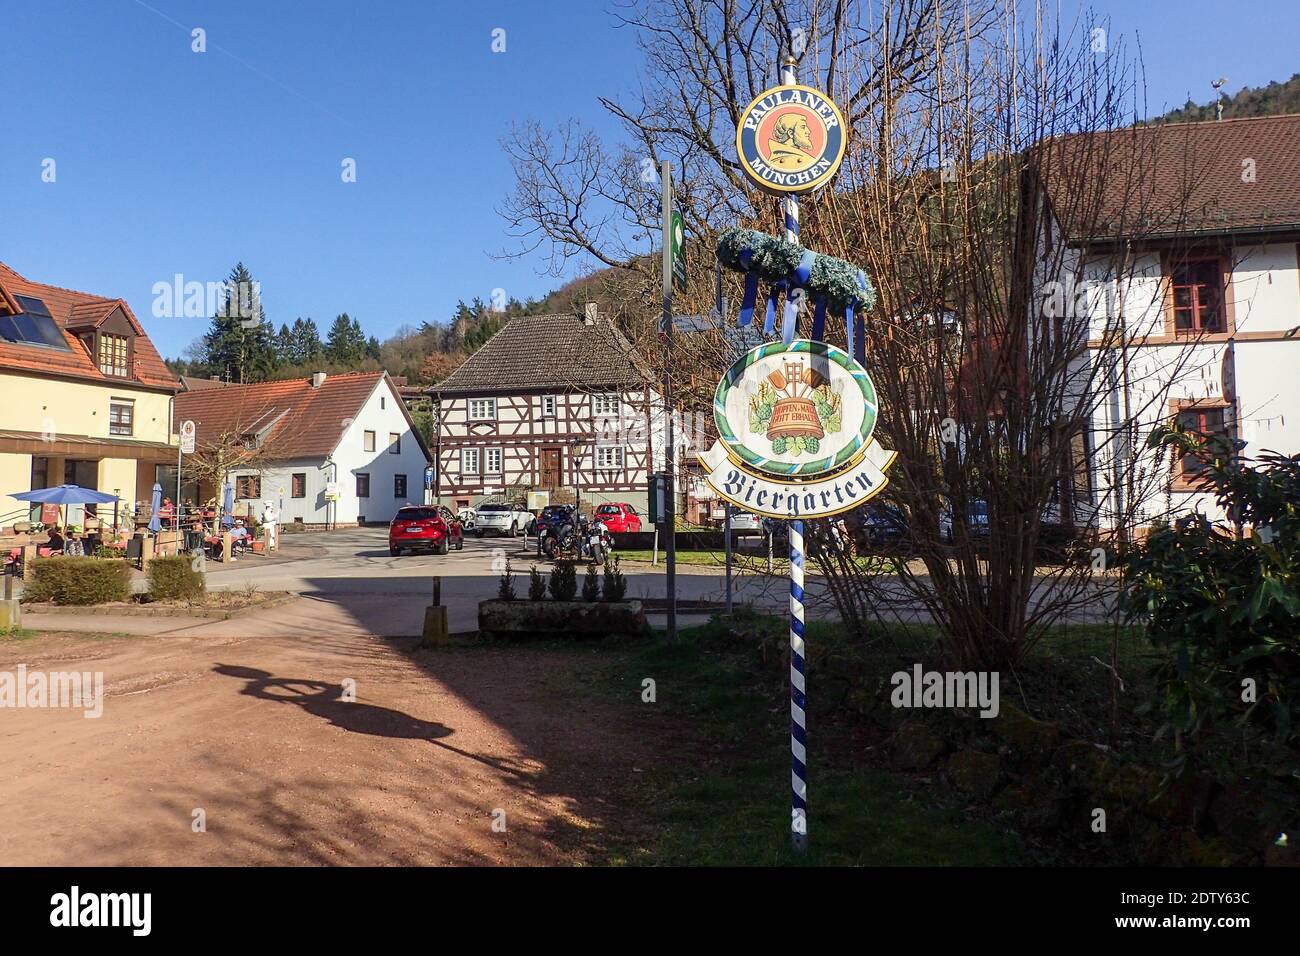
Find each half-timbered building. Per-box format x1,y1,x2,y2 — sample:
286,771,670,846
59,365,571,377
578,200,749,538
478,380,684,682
430,309,662,513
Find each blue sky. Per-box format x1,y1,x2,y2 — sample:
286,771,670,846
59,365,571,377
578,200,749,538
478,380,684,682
4,0,1298,360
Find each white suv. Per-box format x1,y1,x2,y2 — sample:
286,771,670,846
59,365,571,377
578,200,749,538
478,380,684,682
473,503,530,537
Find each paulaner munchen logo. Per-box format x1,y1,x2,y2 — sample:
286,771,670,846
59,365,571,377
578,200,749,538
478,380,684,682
735,83,847,194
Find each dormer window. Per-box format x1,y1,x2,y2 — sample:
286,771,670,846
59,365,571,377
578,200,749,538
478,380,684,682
98,333,131,377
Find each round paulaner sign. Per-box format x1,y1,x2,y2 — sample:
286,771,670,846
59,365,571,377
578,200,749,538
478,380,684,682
735,83,847,194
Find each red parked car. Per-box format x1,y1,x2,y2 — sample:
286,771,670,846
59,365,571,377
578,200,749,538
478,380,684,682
389,505,464,556
593,502,642,533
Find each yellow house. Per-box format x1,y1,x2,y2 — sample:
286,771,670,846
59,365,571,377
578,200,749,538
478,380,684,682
0,261,179,529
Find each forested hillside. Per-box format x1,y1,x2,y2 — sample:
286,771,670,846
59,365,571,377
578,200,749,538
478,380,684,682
1153,73,1300,124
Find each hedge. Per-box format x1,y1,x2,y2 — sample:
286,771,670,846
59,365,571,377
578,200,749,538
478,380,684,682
147,555,206,602
24,557,132,605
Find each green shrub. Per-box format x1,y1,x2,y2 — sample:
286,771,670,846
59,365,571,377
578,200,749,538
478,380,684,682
1124,428,1300,754
548,561,578,601
497,557,516,600
25,557,131,605
602,557,628,602
582,563,600,601
146,555,206,602
528,566,546,601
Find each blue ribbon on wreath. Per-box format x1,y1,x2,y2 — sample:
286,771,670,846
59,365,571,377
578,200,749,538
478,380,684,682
811,295,827,341
738,271,760,327
779,250,815,344
845,269,870,363
764,281,785,337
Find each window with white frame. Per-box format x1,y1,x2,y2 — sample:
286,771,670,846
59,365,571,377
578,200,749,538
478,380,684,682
541,395,557,417
461,447,480,475
592,393,620,416
485,447,503,475
595,445,624,469
468,398,497,421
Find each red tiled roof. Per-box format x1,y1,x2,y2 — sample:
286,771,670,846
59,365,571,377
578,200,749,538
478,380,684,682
1037,113,1300,242
174,371,427,461
0,261,179,391
179,375,227,391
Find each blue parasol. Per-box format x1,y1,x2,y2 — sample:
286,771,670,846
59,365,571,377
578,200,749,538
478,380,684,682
222,483,234,528
10,484,119,505
9,484,120,532
147,483,163,533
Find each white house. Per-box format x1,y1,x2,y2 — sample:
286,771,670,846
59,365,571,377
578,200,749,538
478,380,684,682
1034,114,1300,531
175,371,431,526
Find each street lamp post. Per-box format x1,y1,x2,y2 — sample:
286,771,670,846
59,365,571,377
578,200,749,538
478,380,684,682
569,435,590,515
433,398,443,507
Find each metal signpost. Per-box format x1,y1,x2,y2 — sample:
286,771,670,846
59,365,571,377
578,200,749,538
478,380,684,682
661,159,679,641
178,420,196,532
706,55,894,853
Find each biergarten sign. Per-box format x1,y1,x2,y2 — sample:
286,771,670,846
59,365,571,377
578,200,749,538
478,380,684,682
701,339,895,518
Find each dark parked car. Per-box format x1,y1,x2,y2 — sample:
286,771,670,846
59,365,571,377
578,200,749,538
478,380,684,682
939,499,990,543
858,504,911,549
389,505,464,556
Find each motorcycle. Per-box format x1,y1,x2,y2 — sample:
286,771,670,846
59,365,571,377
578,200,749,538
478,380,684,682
542,516,614,564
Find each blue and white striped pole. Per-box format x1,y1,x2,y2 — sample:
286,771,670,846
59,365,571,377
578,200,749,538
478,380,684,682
780,54,808,854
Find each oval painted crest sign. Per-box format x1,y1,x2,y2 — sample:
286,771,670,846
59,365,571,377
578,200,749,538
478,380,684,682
714,339,877,478
735,84,847,194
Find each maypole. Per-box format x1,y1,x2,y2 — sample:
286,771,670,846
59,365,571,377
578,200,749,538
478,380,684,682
704,47,896,856
778,55,809,854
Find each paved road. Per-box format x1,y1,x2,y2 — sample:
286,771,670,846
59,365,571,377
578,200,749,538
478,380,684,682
182,528,795,636
25,527,1118,638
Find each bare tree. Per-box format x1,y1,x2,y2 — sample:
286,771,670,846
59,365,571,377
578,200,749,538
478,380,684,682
500,1,1226,687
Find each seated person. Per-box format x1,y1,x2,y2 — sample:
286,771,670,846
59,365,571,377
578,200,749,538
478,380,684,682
45,525,66,556
228,519,252,557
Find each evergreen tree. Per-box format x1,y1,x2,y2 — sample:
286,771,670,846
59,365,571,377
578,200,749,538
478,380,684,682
201,262,277,383
293,317,324,366
275,323,295,365
366,335,381,361
325,312,368,365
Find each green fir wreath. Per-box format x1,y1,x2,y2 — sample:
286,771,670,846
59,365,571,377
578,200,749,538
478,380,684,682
716,226,876,315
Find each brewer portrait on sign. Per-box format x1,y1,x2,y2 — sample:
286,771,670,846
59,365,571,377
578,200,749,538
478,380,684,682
767,113,817,171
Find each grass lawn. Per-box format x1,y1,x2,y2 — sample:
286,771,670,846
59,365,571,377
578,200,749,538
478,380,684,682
572,617,1031,865
615,548,907,575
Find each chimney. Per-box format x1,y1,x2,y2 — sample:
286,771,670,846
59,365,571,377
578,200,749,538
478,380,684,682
311,372,327,389
583,302,598,326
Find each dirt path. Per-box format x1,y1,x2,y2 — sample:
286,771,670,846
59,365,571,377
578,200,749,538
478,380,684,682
0,627,654,865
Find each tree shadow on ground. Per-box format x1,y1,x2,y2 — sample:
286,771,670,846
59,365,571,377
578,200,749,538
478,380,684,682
213,663,533,779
